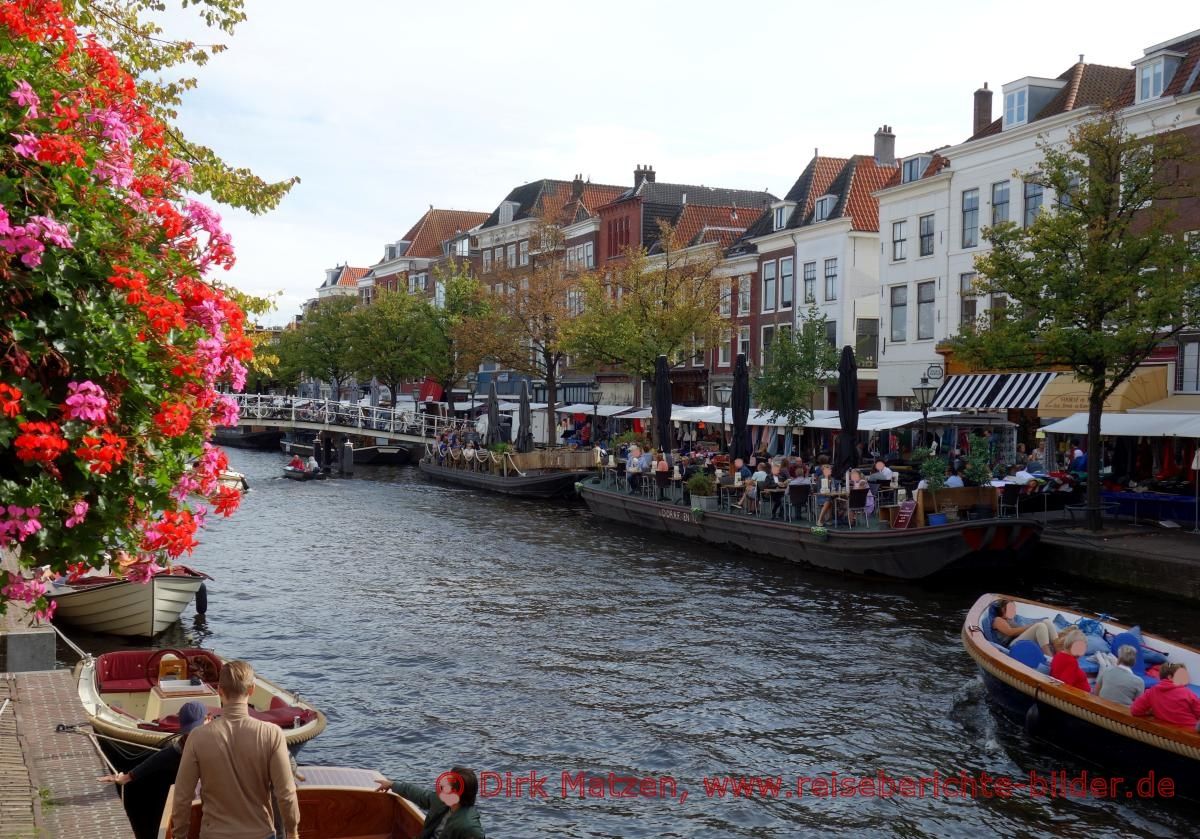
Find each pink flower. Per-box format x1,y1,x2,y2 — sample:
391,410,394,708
211,394,239,427
0,505,44,548
169,473,200,502
124,558,164,584
29,215,73,249
167,158,193,183
11,132,39,159
86,107,132,148
65,500,89,528
64,380,107,422
226,358,247,391
10,80,40,118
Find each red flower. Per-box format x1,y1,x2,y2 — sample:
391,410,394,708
75,430,128,474
14,420,69,463
213,486,241,517
153,401,192,437
141,509,198,557
0,383,22,418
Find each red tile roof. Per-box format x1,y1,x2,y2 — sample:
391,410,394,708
542,182,630,225
670,205,751,248
844,157,899,232
337,266,369,287
400,208,490,259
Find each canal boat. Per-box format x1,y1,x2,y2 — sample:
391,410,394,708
419,448,593,499
963,593,1200,790
213,425,282,450
77,647,326,760
217,469,249,492
577,479,1041,579
47,566,208,638
283,465,326,481
281,435,411,465
161,766,425,838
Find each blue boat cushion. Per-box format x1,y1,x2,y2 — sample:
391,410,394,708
1124,625,1169,665
1009,640,1046,671
1109,631,1159,689
1077,656,1100,675
980,604,1001,646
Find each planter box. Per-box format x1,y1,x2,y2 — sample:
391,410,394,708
692,495,719,512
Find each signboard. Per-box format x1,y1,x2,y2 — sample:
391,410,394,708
893,500,918,530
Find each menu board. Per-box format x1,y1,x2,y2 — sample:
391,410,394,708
893,500,918,529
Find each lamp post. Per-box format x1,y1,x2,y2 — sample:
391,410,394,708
912,376,938,453
715,382,732,454
589,381,603,446
465,371,477,440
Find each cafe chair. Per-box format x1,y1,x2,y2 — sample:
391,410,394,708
846,487,870,529
999,484,1023,519
787,484,811,522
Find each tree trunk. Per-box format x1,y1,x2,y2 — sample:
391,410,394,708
1085,381,1105,532
545,360,558,448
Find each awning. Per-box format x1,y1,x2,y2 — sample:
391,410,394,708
1040,412,1200,438
556,403,635,417
931,372,1056,410
1037,367,1167,418
802,410,960,431
1129,393,1200,414
746,409,841,427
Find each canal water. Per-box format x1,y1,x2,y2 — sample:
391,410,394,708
100,450,1199,837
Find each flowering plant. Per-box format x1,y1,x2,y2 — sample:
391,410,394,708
0,1,250,619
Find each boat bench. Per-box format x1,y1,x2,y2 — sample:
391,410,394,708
97,649,224,693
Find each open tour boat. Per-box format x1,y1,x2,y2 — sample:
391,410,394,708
48,565,208,638
963,593,1200,791
77,647,326,760
161,765,426,838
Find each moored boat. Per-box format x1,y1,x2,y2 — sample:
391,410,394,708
419,448,593,499
578,479,1041,579
77,647,326,760
161,765,425,838
963,593,1200,790
48,566,208,638
217,469,249,492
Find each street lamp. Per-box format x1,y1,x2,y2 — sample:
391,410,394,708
715,382,732,454
912,376,938,452
589,381,603,446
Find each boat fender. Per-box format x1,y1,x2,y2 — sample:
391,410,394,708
195,582,208,615
1024,703,1040,735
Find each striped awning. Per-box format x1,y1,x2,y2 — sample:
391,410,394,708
931,372,1056,411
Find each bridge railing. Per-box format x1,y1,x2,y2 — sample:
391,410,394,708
231,394,472,440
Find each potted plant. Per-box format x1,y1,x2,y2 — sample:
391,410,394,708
962,433,993,487
913,446,948,524
687,473,718,511
809,525,829,540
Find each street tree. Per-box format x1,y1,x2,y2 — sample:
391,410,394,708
287,296,359,400
948,108,1200,530
752,304,839,429
348,290,439,406
427,260,492,400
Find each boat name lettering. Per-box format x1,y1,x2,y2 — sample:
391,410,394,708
659,508,695,523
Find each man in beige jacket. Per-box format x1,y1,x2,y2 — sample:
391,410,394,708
171,660,299,839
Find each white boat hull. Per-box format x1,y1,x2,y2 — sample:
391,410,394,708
49,574,204,637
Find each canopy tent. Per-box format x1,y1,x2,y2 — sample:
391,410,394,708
450,399,486,412
1040,412,1200,438
1037,367,1167,418
802,410,960,432
620,408,654,420
1130,394,1200,414
498,402,550,412
672,405,725,424
555,403,636,417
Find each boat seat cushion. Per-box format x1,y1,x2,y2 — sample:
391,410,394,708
980,605,1001,646
1009,640,1046,671
1121,625,1169,665
97,651,153,693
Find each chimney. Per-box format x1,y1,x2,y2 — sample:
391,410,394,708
873,124,896,166
571,173,584,199
973,83,993,136
634,164,656,188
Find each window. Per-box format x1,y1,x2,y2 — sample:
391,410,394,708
962,188,979,248
892,220,907,261
584,242,594,268
761,325,775,367
902,156,930,184
889,286,907,342
692,335,704,366
494,247,503,267
991,181,1010,226
519,240,529,266
409,272,428,293
823,320,837,348
719,329,732,367
803,262,816,303
960,272,977,331
824,258,837,301
1057,174,1080,210
815,196,833,221
1023,181,1043,227
738,275,751,314
1180,340,1199,393
1004,88,1027,126
482,249,491,273
719,282,731,317
919,214,934,256
1139,60,1164,102
774,206,789,230
738,326,750,360
761,260,776,312
917,281,935,340
855,318,878,369
566,289,584,316
506,244,516,268
989,293,1008,325
779,257,794,309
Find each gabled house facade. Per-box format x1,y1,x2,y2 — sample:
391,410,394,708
359,207,489,305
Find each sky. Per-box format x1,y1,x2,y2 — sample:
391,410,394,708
162,0,1198,324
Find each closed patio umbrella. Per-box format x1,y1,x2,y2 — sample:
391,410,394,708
833,345,859,478
517,379,534,453
485,380,502,447
732,353,751,463
653,355,673,459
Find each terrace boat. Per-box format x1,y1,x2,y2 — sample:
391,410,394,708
161,766,426,838
963,593,1200,791
77,647,326,760
419,447,593,499
47,566,208,638
577,478,1041,579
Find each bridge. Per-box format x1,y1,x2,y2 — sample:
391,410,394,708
229,394,471,446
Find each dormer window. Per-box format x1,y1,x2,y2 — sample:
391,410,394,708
498,201,519,225
901,156,931,184
1134,49,1183,104
1140,60,1164,101
814,195,834,222
771,201,795,231
1004,89,1027,127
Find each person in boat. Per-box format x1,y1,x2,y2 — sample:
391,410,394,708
845,468,872,526
654,450,670,501
990,598,1059,656
626,445,644,494
306,454,319,472
377,766,484,839
99,700,209,839
1094,645,1146,706
288,454,304,470
871,460,894,482
732,457,752,481
815,464,838,526
944,467,964,488
1131,663,1200,729
170,660,299,839
1049,628,1092,692
767,462,788,520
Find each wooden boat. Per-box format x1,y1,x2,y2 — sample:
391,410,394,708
48,566,208,637
161,766,425,838
418,448,593,499
283,465,326,481
77,647,327,760
213,425,282,450
963,593,1200,789
578,479,1041,579
217,469,249,492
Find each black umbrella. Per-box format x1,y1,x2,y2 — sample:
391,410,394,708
731,353,751,463
653,355,673,459
516,379,534,453
833,345,859,478
485,379,502,447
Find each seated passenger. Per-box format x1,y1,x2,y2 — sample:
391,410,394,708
733,457,752,480
288,454,304,470
1049,629,1092,692
944,468,965,488
1131,663,1200,729
990,598,1059,656
1094,645,1146,706
305,455,319,472
815,464,837,526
